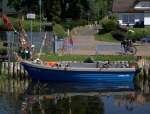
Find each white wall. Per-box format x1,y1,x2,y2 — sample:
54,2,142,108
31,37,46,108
144,12,150,25
118,13,144,25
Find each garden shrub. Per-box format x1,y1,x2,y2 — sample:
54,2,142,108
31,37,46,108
126,29,145,41
62,19,87,30
53,23,66,38
111,30,125,41
0,47,7,55
102,19,118,33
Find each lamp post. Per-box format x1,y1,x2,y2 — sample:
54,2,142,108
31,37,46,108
27,13,35,45
39,0,42,32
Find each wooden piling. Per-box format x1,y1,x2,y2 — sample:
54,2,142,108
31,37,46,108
0,62,28,80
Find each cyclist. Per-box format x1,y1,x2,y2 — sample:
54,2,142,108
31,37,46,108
126,38,133,47
121,38,133,53
121,38,127,53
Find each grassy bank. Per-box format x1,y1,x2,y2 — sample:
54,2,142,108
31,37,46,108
95,33,118,42
40,54,136,61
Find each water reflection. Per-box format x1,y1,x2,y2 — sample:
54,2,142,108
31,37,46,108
26,81,135,94
0,78,150,114
21,81,134,114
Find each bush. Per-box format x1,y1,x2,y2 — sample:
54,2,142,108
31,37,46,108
95,33,118,42
0,47,7,55
102,19,118,33
53,23,66,38
84,57,94,63
126,29,145,41
62,19,87,30
98,29,107,34
111,30,125,41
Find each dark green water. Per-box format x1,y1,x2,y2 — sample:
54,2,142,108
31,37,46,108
0,76,150,114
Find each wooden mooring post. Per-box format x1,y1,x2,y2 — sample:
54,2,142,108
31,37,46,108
137,56,150,79
0,62,29,80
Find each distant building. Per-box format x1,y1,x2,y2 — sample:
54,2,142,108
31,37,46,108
0,0,15,14
112,0,150,26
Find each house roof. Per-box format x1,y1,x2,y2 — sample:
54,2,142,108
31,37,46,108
112,0,150,13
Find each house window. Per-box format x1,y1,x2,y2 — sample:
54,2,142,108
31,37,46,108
122,15,128,23
129,15,135,23
141,2,150,7
135,2,150,8
122,15,135,24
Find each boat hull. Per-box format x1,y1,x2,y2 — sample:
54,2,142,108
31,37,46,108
21,61,136,82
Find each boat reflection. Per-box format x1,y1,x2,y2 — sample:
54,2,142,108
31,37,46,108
20,81,136,114
25,81,135,94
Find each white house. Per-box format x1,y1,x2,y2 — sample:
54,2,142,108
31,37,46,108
112,0,150,26
0,0,15,14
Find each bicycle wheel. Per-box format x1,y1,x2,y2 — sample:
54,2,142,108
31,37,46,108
130,46,137,55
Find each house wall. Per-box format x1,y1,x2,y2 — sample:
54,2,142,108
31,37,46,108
144,12,150,25
118,13,144,25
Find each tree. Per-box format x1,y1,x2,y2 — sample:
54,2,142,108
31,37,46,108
60,0,90,20
7,0,22,11
44,0,61,22
7,0,39,13
7,0,114,25
87,0,113,21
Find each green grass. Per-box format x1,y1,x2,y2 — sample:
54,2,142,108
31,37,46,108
95,33,119,42
40,54,136,61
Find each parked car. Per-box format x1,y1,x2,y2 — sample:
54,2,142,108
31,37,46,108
142,36,150,43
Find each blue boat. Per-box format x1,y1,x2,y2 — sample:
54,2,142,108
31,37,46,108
21,61,137,82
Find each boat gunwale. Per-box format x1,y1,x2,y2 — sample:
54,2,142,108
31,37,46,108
21,61,136,72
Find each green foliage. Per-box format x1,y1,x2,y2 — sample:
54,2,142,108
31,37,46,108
7,0,113,24
111,30,125,41
95,33,118,42
62,19,87,30
7,0,22,11
102,19,118,33
96,27,150,42
53,23,66,38
7,0,39,13
44,0,61,22
92,0,111,20
108,13,117,20
126,28,150,41
0,17,40,31
0,47,7,55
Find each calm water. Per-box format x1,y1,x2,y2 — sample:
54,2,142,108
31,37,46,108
0,75,150,114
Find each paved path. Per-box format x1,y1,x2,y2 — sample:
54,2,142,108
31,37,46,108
66,25,150,56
